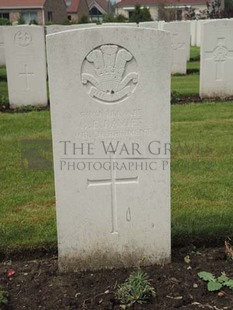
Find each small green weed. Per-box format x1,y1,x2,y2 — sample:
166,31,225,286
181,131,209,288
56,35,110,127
116,270,155,308
225,238,233,261
198,271,233,292
14,105,48,113
0,95,9,110
0,289,8,309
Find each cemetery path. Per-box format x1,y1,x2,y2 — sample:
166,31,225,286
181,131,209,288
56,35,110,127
0,247,233,310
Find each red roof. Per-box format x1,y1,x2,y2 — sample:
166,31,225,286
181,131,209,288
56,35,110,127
0,0,46,8
116,0,206,7
87,0,109,13
0,0,46,9
66,0,80,12
95,0,109,12
66,0,108,14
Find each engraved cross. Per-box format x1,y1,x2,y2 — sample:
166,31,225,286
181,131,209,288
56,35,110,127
19,64,34,90
205,38,233,81
87,155,138,234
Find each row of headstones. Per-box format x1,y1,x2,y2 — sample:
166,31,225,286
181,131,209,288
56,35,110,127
1,20,233,108
0,22,190,108
190,18,233,47
46,22,233,271
143,19,233,98
1,22,230,272
0,21,190,68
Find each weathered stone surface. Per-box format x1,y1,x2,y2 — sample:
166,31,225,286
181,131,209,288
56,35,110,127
139,21,158,28
200,20,233,98
4,25,47,108
0,27,5,66
46,23,97,34
190,20,197,46
102,23,137,26
162,22,189,74
47,27,171,271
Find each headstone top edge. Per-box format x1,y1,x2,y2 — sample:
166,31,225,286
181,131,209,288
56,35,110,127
46,27,170,39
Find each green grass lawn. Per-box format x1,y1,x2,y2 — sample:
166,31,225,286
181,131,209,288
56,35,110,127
0,66,8,104
0,66,6,79
171,46,200,97
190,46,200,61
172,74,199,97
0,102,233,254
172,102,233,245
187,61,200,72
0,112,56,253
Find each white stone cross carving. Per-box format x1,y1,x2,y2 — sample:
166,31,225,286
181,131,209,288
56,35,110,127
19,64,34,90
205,38,233,81
87,155,139,234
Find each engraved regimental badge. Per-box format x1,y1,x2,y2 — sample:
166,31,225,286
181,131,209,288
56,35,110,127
14,31,32,47
81,44,138,104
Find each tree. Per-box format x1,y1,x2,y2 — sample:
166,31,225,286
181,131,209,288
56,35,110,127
17,14,25,25
78,15,89,24
129,4,152,23
115,14,127,22
206,0,223,18
102,13,127,23
184,6,197,20
103,13,115,22
0,18,11,25
198,0,224,19
224,0,233,16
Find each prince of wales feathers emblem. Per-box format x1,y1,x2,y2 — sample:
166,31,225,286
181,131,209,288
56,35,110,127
82,45,138,103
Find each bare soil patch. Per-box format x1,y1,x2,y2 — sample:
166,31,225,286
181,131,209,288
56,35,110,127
1,247,233,309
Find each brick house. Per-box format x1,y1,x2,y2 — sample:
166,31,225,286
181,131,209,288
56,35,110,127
66,0,89,22
115,0,224,21
0,0,67,25
88,0,109,21
66,0,109,22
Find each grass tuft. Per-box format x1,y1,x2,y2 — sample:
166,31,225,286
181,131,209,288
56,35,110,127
116,270,155,308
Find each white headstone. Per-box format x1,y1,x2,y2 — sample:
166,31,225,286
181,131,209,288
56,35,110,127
71,24,97,28
0,27,5,66
139,21,159,29
162,22,189,74
4,26,47,108
190,20,197,46
102,23,137,26
46,24,97,35
46,25,70,34
196,19,210,47
200,20,233,98
183,21,191,60
47,27,171,271
158,21,165,30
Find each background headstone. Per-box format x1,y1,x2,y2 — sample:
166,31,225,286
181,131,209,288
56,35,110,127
162,22,189,74
158,21,165,30
139,21,159,28
190,20,197,46
183,21,191,60
102,23,137,26
0,27,5,66
47,27,171,271
200,20,233,98
4,26,47,108
46,24,97,35
196,19,211,47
